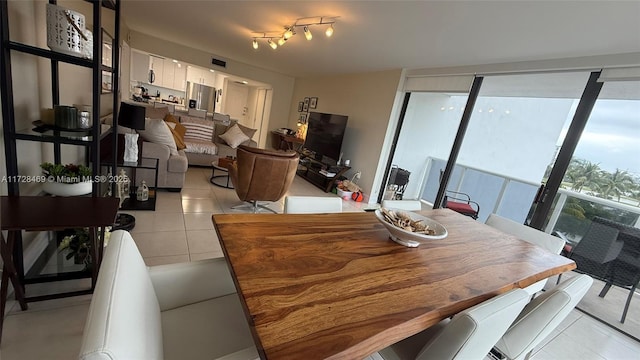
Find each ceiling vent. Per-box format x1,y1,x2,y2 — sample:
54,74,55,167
211,57,227,68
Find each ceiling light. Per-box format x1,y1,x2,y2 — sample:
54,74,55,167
172,59,178,63
241,80,248,84
250,16,338,50
284,27,294,39
209,69,215,73
325,24,334,37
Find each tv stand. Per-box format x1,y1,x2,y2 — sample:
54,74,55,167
297,152,350,192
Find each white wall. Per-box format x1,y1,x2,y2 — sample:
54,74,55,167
128,31,295,148
289,70,403,198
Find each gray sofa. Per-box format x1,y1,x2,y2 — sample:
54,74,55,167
138,142,188,191
102,105,188,191
180,115,257,167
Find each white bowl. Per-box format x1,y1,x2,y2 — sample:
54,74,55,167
43,180,92,197
336,188,353,200
375,208,448,247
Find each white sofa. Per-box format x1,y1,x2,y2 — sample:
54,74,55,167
78,230,258,360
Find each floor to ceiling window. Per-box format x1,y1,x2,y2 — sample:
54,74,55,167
386,69,640,339
382,92,467,201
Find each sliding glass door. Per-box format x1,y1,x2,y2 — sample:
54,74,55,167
381,92,468,202
432,71,592,223
537,78,640,237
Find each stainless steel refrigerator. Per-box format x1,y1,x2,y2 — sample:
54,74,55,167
186,82,215,113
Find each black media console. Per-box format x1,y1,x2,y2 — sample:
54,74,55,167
296,151,350,192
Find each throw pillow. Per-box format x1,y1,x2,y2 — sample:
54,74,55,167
165,121,186,150
237,123,257,139
164,114,187,150
137,118,179,155
183,118,214,142
215,120,256,143
219,124,250,149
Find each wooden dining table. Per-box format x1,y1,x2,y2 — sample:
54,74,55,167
213,208,575,360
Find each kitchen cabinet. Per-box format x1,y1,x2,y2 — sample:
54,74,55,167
174,63,187,90
161,58,175,89
160,58,187,91
186,65,203,85
131,50,150,83
187,65,216,87
202,69,216,87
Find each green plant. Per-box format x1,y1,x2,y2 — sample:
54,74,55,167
40,162,92,183
58,228,91,265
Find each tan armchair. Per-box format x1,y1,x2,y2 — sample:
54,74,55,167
229,145,299,213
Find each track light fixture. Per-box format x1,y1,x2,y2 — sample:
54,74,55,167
325,24,334,37
250,16,338,50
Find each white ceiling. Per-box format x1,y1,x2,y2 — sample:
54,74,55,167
122,1,640,78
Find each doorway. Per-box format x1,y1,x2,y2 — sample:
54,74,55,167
222,80,249,124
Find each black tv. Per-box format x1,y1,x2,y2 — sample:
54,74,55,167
304,112,348,163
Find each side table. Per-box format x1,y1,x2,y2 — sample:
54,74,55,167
0,196,119,343
210,159,234,189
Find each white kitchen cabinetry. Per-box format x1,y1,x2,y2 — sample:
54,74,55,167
187,65,216,87
131,50,150,83
202,69,216,87
174,63,187,90
161,58,175,89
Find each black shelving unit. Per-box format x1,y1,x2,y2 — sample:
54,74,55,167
0,0,120,298
296,151,350,192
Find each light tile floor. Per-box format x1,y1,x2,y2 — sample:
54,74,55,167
1,167,639,359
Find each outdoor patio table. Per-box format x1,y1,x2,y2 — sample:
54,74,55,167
213,208,575,360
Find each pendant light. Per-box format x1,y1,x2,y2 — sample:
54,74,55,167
303,26,312,40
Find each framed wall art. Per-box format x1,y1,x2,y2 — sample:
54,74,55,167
309,97,318,109
303,97,310,112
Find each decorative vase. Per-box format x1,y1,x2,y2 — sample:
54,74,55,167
42,180,92,196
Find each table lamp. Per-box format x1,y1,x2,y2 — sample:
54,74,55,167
118,102,146,163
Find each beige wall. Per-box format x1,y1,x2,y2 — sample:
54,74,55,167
127,30,295,149
289,70,404,200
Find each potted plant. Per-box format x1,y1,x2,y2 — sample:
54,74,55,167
40,162,93,196
58,227,112,268
58,228,91,266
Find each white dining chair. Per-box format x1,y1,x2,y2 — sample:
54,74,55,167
284,196,343,214
378,288,530,360
485,214,565,297
493,274,593,360
381,200,422,211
